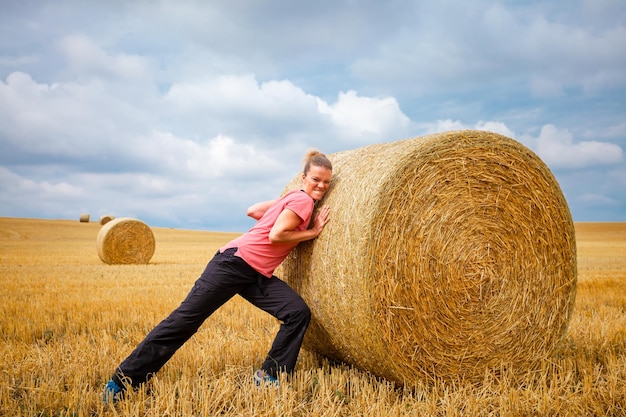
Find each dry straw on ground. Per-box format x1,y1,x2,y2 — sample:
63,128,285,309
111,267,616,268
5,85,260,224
79,213,90,222
99,214,115,225
97,217,155,264
278,130,577,385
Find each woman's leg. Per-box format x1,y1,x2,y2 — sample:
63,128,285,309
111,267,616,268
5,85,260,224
112,248,257,387
240,276,311,378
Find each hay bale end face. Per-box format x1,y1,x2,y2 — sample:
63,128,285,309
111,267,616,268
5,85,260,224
99,214,115,225
97,217,155,264
277,130,577,384
79,214,90,223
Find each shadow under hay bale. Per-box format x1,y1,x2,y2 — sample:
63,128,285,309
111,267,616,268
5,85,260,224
97,217,155,264
277,130,577,385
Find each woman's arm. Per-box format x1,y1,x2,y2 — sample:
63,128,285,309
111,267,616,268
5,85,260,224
268,205,331,244
247,199,277,220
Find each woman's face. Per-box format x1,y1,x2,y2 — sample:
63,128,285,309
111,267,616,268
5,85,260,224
302,165,332,201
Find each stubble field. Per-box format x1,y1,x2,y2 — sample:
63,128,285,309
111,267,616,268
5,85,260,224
0,217,624,416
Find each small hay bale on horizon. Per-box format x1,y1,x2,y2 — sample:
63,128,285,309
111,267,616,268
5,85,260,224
277,130,577,385
97,217,155,265
79,214,90,223
99,214,115,225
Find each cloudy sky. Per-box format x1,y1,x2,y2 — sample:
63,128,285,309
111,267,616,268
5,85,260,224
1,0,624,232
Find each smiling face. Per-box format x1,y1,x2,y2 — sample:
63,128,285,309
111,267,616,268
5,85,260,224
301,165,332,201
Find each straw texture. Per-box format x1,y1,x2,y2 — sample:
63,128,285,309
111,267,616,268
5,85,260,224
97,217,155,264
277,130,577,384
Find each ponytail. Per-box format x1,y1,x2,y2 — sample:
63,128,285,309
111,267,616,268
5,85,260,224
303,149,332,175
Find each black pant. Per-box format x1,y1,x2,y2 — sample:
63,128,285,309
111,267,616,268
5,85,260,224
112,247,311,387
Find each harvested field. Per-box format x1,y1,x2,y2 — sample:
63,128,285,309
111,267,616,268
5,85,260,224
0,217,624,416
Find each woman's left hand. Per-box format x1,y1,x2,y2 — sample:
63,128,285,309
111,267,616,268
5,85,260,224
311,205,331,236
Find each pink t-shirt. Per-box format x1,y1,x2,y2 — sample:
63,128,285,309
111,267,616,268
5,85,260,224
221,190,314,277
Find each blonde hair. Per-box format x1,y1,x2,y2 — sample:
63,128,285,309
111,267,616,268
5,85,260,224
303,149,332,175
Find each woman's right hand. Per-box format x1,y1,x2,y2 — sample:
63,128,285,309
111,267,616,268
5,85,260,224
269,204,331,244
247,199,277,220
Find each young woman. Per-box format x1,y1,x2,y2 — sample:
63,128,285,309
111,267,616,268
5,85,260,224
104,150,333,402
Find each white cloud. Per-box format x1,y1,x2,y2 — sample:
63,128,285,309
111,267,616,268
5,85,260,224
164,74,321,124
418,119,516,139
137,131,282,181
0,0,625,227
534,125,624,170
165,77,412,148
414,120,624,173
0,71,153,161
474,121,516,138
350,1,626,97
576,193,620,207
0,66,417,229
58,35,152,80
317,90,410,142
419,119,468,134
0,166,80,198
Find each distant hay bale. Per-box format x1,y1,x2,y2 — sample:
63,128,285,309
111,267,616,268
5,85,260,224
79,214,90,223
99,214,115,225
277,130,577,384
97,217,155,265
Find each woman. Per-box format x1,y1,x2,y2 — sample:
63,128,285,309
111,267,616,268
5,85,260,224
104,150,333,402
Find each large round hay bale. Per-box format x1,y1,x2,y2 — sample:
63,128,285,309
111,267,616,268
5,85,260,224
79,213,90,223
97,217,155,264
99,214,115,225
277,130,577,384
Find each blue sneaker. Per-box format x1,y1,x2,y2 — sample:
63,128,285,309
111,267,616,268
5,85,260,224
254,369,279,388
103,379,124,404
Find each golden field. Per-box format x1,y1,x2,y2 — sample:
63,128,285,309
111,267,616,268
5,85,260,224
0,217,624,416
